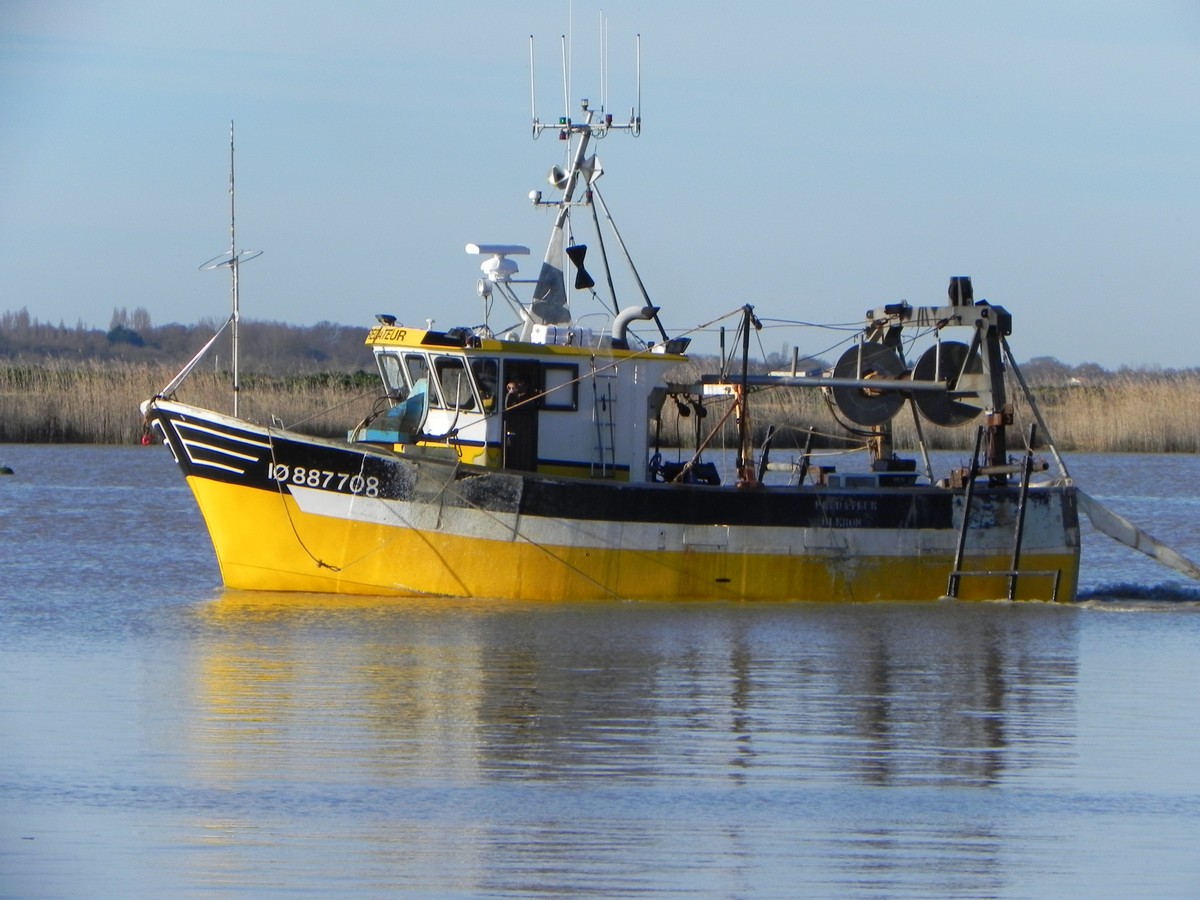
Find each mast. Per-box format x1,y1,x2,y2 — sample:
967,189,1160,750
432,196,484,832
736,305,761,486
527,31,642,330
228,121,240,417
200,121,261,417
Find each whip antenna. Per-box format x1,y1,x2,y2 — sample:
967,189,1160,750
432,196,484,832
634,33,642,135
529,35,538,134
600,11,607,112
560,33,569,124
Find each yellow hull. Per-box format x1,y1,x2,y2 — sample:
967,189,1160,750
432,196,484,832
188,475,1079,603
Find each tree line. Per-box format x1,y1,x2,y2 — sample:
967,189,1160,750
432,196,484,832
0,306,374,374
2,305,1195,386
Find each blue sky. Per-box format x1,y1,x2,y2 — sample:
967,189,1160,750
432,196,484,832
1,1,1197,367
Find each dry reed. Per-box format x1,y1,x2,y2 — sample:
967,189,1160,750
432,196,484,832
0,362,379,444
2,362,1198,453
659,370,1200,456
1031,373,1200,453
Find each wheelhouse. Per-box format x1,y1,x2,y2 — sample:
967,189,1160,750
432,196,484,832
355,323,687,481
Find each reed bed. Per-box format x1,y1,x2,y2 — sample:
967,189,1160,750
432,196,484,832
1031,373,1200,453
2,362,1198,453
659,369,1200,456
0,362,379,444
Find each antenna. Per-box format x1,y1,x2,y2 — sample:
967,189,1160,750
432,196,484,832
529,26,643,139
599,11,607,112
634,33,641,136
560,33,569,124
200,120,262,417
529,35,538,134
566,0,573,119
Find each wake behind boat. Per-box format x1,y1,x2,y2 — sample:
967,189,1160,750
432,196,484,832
142,72,1095,603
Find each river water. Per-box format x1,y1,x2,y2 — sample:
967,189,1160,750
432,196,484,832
2,445,1199,898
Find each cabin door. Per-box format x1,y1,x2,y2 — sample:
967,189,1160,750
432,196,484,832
502,360,540,471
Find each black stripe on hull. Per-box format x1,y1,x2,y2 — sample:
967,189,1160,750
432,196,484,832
148,402,1078,536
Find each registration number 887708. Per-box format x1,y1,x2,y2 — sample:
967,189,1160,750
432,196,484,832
269,464,380,497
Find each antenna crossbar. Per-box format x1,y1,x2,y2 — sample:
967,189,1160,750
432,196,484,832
529,29,642,139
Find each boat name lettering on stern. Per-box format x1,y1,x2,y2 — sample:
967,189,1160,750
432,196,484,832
817,496,881,528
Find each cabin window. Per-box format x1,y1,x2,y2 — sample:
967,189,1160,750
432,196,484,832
404,353,442,407
470,357,499,411
542,363,579,411
376,352,406,399
434,356,477,411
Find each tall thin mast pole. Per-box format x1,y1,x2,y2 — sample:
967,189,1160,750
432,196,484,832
737,306,752,483
199,121,259,406
229,120,240,417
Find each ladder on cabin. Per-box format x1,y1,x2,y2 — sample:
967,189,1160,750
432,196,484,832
945,424,1063,601
591,373,617,478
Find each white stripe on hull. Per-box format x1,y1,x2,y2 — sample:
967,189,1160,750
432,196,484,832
288,483,1076,560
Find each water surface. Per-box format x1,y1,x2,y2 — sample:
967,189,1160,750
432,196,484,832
1,445,1198,897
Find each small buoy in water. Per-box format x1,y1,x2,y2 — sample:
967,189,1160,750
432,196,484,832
140,433,153,446
0,465,13,475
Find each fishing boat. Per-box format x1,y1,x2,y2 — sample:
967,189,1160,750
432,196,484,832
143,81,1192,603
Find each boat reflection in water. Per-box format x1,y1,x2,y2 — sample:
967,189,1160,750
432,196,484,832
180,591,1080,894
